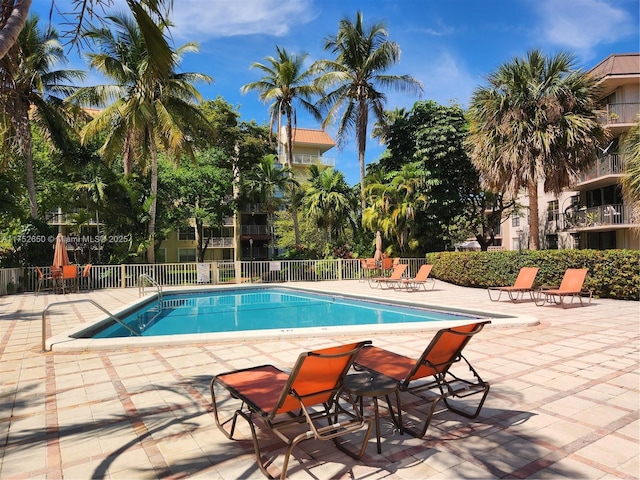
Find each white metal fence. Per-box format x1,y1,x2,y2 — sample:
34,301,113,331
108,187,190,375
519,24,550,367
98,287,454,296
4,258,427,294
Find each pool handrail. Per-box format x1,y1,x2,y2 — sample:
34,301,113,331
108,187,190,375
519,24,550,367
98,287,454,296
138,274,162,305
42,299,140,351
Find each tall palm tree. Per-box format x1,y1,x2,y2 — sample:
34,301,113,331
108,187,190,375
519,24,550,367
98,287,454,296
303,165,357,243
466,50,605,250
0,15,84,219
70,13,212,263
241,46,320,245
242,154,298,259
363,162,427,254
314,11,422,213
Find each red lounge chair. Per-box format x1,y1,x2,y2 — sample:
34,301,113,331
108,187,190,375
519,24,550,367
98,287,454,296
354,321,491,438
487,267,539,302
369,263,407,289
211,341,373,479
396,264,436,291
535,268,592,308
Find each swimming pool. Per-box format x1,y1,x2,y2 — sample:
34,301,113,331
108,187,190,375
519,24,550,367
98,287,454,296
80,287,485,338
48,285,532,351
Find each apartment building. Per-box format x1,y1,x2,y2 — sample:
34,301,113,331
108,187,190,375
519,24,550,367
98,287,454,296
494,53,640,251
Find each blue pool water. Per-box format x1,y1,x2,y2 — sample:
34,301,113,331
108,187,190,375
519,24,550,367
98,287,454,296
83,287,485,339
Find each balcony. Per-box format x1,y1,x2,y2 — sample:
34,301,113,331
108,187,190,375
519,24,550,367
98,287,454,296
291,154,335,167
241,225,269,236
577,154,626,186
206,237,234,248
598,102,640,125
563,204,633,231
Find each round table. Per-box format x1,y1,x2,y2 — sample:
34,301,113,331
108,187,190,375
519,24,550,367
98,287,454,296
343,372,403,454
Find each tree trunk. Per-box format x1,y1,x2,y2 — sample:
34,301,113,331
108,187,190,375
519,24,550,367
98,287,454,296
528,179,540,250
357,100,368,215
147,133,157,264
0,0,32,61
15,100,38,219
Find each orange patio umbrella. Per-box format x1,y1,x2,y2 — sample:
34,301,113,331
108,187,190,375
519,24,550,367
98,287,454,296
52,233,70,268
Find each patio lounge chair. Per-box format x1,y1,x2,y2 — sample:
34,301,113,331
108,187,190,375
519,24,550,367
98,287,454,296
369,263,407,289
535,268,592,308
487,267,539,302
354,321,491,438
359,257,377,282
396,264,436,291
211,341,374,479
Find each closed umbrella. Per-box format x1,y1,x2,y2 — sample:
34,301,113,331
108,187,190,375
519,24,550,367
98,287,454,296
374,231,383,263
52,233,70,268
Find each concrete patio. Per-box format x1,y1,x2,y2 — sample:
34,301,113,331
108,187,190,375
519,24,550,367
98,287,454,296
1,280,638,479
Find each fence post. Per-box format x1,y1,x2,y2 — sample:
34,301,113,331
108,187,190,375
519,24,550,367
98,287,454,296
121,264,126,288
337,259,343,280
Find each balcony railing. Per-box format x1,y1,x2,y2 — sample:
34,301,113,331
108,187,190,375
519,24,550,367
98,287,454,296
579,154,626,183
206,237,234,248
291,154,335,167
241,225,269,235
563,204,632,230
599,102,640,124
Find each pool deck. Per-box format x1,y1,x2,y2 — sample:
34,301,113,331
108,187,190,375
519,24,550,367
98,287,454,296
1,280,638,479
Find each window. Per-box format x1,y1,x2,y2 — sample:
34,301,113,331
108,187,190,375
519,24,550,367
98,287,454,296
512,216,520,227
548,200,559,222
178,229,196,241
178,248,196,262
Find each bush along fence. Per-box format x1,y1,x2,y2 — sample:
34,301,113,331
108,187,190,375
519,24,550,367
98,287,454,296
426,249,640,301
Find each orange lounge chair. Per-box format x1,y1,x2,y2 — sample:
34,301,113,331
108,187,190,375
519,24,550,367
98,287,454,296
35,266,54,295
487,267,539,302
359,257,378,282
211,341,373,479
396,264,436,291
535,268,592,308
61,265,78,293
369,263,407,289
354,321,491,438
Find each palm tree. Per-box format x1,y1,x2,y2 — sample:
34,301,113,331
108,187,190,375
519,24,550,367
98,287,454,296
314,11,422,214
0,15,84,219
241,46,320,245
466,50,606,249
303,165,357,243
242,154,298,259
363,162,427,255
70,13,212,263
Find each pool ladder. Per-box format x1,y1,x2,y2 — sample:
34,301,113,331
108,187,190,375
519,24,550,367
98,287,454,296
138,274,162,304
41,299,140,352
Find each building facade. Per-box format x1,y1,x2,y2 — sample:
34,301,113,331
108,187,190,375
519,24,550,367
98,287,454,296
493,53,639,251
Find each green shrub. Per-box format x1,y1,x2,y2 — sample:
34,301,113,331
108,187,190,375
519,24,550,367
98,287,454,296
425,250,640,300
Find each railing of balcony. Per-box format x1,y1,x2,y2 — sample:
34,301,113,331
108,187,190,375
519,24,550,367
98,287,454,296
599,102,640,124
291,154,335,167
579,154,626,183
241,225,269,235
563,204,631,229
206,237,234,248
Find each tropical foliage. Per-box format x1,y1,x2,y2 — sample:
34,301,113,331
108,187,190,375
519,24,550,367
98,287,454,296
314,11,422,213
466,50,606,249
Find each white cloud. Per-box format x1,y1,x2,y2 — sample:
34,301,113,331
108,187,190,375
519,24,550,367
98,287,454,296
169,0,318,39
536,0,637,51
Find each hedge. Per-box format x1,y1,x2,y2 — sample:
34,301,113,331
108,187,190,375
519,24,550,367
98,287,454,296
425,250,640,301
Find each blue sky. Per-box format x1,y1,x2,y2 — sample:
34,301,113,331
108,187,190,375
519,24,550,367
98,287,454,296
37,0,639,185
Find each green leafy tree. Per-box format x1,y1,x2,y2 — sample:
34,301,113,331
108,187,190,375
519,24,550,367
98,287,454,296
314,11,422,213
0,15,84,219
466,50,606,249
363,162,428,255
241,154,298,260
303,165,357,244
70,12,212,263
159,149,234,262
